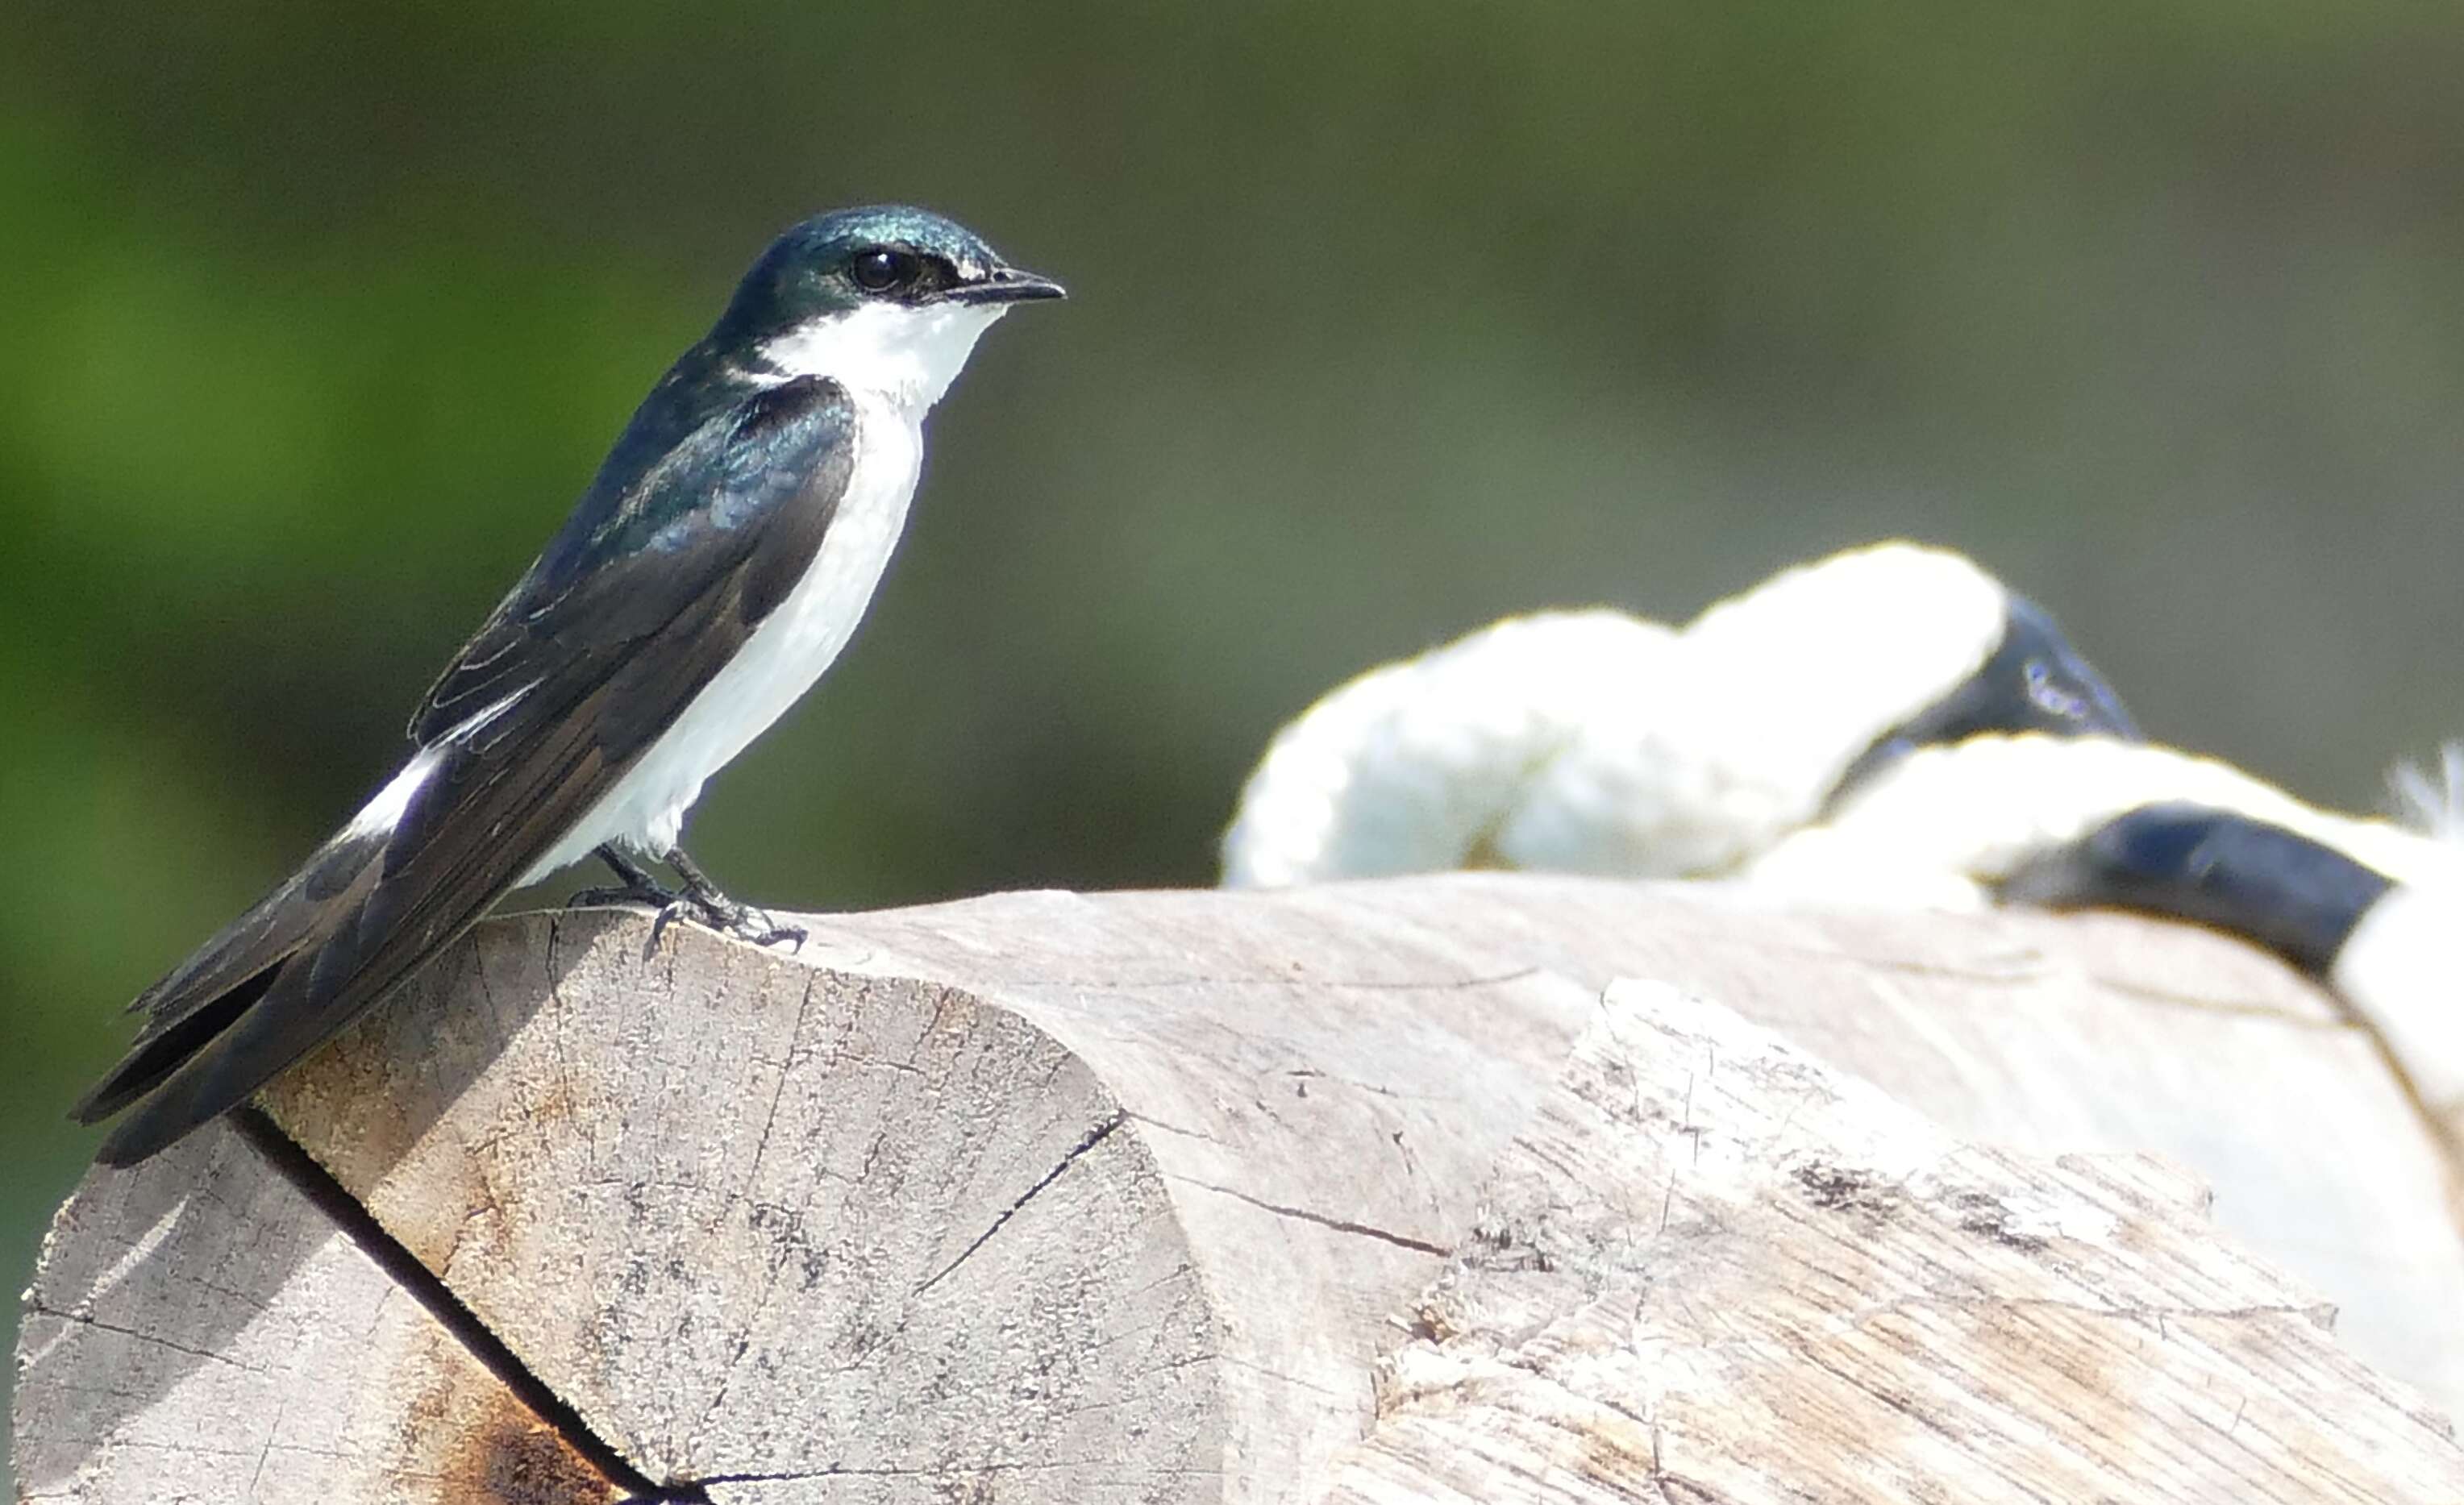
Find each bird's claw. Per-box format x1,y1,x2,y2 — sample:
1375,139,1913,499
575,844,802,950
715,903,807,950
735,913,810,950
644,894,805,952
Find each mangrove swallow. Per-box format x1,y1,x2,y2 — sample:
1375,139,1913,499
73,205,1063,1166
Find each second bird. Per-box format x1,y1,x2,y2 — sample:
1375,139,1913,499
73,206,1065,1167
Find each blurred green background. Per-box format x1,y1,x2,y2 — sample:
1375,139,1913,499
9,0,2464,1468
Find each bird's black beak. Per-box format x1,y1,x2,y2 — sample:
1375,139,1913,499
949,265,1068,305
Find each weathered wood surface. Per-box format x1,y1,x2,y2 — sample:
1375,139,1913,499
13,1125,622,1503
15,875,2464,1504
1319,979,2464,1504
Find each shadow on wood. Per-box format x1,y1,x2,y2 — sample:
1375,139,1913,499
15,876,2464,1502
14,929,606,1503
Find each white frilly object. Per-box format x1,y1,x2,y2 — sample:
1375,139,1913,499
1218,609,1679,888
1222,541,2016,887
1219,546,2464,1133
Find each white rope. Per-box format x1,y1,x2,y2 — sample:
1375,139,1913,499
1218,540,2464,1127
1217,609,1677,888
1742,733,2458,903
1221,540,2015,886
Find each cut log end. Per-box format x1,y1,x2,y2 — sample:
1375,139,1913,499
15,877,2464,1503
23,914,1226,1503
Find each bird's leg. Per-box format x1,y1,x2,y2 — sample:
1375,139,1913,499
660,846,808,950
564,844,686,911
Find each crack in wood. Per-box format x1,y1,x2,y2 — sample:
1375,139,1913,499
2096,975,2350,1029
743,972,823,1189
228,1107,695,1503
1123,1110,1215,1142
691,1459,1224,1483
21,1303,261,1372
965,964,1548,993
1161,1174,1451,1256
910,1111,1128,1295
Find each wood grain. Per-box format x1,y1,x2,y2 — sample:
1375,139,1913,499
1318,979,2464,1503
15,876,2462,1503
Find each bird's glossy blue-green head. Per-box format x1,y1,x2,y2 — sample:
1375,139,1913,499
711,205,1063,410
721,205,1063,333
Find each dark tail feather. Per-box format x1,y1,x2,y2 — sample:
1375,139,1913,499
71,829,385,1150
70,955,288,1125
81,689,619,1165
118,825,387,1027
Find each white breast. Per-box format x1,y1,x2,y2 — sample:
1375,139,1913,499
521,391,924,881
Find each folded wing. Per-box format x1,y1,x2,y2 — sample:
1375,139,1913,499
75,375,856,1164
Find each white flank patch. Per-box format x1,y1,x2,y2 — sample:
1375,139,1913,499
342,683,536,841
343,749,439,840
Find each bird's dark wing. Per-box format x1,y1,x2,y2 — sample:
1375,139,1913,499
76,375,857,1164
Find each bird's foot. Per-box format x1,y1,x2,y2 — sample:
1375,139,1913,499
567,876,690,912
567,845,804,950
566,844,686,913
650,890,807,952
660,846,807,951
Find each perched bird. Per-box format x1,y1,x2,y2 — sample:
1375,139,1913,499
1742,734,2464,1119
1220,542,2137,885
73,206,1064,1166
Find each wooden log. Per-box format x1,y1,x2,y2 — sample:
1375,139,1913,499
13,1120,625,1504
1317,979,2464,1504
14,876,2464,1503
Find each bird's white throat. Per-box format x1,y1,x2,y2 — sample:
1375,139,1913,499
761,301,1012,411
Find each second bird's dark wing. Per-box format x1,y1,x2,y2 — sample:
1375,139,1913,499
75,374,857,1165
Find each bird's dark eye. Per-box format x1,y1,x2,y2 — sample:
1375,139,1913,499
850,246,921,293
